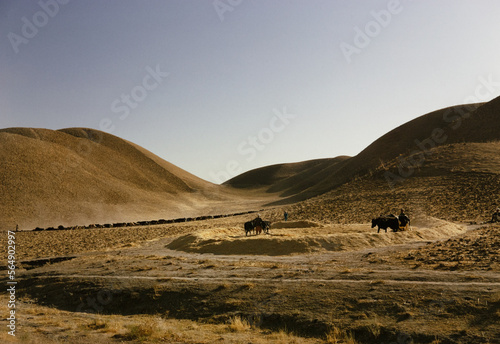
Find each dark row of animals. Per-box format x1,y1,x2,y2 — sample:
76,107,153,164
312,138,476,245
31,210,261,232
244,217,271,236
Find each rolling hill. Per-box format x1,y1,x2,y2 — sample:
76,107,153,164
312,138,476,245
222,157,350,196
226,96,500,204
0,128,267,229
3,96,499,229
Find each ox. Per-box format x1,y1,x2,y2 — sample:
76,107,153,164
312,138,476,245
372,214,411,233
262,221,271,234
372,215,400,233
244,221,254,236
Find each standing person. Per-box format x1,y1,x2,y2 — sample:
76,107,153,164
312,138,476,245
492,207,500,222
253,214,263,235
398,209,410,230
284,211,288,221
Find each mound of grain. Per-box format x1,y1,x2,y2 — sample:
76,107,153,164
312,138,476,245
166,219,466,256
167,228,314,255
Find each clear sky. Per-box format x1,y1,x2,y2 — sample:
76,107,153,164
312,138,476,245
2,1,500,183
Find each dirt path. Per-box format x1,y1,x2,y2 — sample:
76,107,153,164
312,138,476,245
7,220,499,343
23,274,500,287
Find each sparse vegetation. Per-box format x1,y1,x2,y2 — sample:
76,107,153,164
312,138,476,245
3,162,500,344
123,317,165,341
227,315,251,332
1,294,327,344
325,327,358,344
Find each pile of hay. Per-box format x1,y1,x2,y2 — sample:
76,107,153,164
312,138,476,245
166,218,465,256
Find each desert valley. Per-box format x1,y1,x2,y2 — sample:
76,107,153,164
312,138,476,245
1,97,500,343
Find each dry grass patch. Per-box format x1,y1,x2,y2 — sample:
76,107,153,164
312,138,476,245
266,329,304,344
241,282,256,289
360,315,382,338
122,317,165,341
325,326,358,344
225,298,246,307
84,316,123,334
227,315,251,332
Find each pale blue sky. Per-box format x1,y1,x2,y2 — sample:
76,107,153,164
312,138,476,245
2,1,500,183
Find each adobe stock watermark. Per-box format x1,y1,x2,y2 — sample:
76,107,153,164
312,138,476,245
7,0,70,54
245,293,287,328
51,64,168,172
210,107,295,184
384,74,500,189
340,0,409,64
213,0,243,22
100,64,170,132
76,281,122,313
6,230,17,337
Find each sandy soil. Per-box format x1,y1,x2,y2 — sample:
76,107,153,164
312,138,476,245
2,216,499,344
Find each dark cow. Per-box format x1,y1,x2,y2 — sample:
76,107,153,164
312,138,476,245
244,221,255,236
262,221,271,234
372,215,400,233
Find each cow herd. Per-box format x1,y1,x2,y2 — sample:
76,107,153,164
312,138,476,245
31,211,261,232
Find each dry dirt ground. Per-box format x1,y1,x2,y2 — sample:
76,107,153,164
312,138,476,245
1,214,499,344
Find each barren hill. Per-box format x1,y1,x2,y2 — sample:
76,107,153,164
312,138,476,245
226,96,500,203
223,157,349,196
3,97,499,229
0,128,264,229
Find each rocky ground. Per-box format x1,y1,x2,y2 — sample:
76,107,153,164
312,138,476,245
2,214,499,343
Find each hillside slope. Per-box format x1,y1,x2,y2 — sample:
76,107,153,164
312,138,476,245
224,157,350,197
280,141,500,225
226,96,500,203
0,128,254,229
